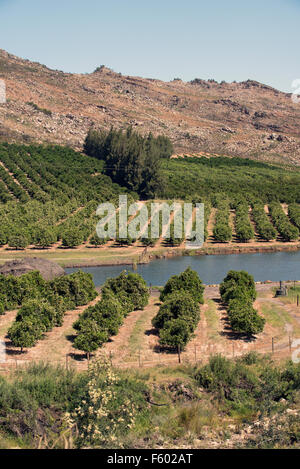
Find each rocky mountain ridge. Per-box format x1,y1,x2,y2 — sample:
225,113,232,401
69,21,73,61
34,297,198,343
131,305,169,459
0,48,299,164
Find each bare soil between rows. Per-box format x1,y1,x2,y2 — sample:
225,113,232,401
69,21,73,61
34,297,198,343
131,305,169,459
1,283,300,373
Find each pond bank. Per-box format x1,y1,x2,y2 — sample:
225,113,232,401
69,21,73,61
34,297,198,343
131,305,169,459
1,242,300,269
64,243,300,268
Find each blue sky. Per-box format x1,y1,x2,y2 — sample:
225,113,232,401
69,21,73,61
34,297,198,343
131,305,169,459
0,0,299,92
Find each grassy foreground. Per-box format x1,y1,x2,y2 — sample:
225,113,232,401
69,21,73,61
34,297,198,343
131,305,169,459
1,353,300,449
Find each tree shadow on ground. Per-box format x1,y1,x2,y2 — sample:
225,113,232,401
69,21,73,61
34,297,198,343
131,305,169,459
68,352,88,362
145,327,158,337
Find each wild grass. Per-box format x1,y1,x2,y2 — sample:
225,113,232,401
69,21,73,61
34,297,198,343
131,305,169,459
260,302,291,333
204,300,219,341
1,354,300,449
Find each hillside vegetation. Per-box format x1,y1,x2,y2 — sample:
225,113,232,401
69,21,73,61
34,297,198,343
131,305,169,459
0,355,300,449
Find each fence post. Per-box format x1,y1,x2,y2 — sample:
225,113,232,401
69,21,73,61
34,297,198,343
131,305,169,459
297,295,299,307
178,345,181,364
289,335,292,353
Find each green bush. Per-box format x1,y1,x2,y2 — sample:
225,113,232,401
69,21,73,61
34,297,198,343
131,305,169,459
228,301,265,336
5,271,97,352
153,291,200,332
102,271,149,312
269,202,299,241
235,203,254,242
89,233,108,247
160,267,204,304
213,201,232,243
251,203,277,241
73,320,109,359
74,297,123,337
220,270,264,337
16,299,59,331
220,270,256,304
159,319,192,349
61,228,84,248
49,271,97,309
7,317,43,351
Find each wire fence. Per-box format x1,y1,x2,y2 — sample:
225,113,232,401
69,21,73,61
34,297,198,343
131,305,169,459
0,334,297,374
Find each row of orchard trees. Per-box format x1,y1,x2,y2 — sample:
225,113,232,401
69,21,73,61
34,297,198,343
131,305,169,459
220,271,265,336
71,268,205,358
0,143,138,249
4,267,266,356
213,200,232,242
269,202,299,241
72,271,150,359
152,268,204,351
251,202,277,241
5,271,97,352
0,143,126,206
212,199,300,244
71,267,266,359
288,203,300,230
234,203,254,242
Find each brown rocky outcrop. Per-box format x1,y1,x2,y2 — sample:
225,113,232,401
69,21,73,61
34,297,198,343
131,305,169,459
0,48,300,164
0,257,65,280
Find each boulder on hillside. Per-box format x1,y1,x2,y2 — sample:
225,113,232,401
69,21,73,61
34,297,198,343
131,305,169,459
0,257,65,281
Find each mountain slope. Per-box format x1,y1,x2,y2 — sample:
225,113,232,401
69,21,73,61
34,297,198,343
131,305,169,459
0,48,299,164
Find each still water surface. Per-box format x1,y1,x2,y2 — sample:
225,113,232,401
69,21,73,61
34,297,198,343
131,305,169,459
66,251,300,286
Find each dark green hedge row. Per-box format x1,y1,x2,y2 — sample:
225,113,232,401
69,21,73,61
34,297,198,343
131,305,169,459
251,202,277,241
213,201,232,242
5,271,97,351
152,268,204,350
72,271,150,357
269,202,299,241
235,203,254,242
288,203,300,230
220,270,265,336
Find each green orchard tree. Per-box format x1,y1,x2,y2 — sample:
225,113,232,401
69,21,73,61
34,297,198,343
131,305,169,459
7,317,42,352
159,319,192,350
73,320,109,360
160,267,204,303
